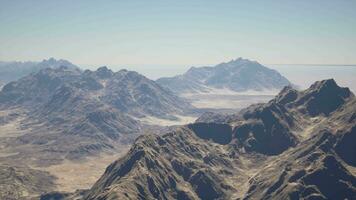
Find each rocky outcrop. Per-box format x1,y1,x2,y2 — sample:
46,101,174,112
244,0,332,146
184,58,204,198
0,164,55,200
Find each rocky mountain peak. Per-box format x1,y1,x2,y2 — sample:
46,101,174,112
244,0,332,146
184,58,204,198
226,57,253,65
118,69,128,73
95,66,114,79
274,85,299,105
310,78,339,91
295,79,353,116
157,58,291,94
306,79,352,99
38,58,79,70
41,57,56,63
112,69,141,80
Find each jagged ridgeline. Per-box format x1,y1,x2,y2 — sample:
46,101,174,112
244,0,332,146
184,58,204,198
0,58,79,84
82,79,356,200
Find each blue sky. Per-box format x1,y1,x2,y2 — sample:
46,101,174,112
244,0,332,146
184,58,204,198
0,0,355,66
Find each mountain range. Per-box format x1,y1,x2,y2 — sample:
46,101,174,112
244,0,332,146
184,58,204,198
78,79,356,200
0,58,354,200
0,58,79,85
157,58,291,95
0,66,192,169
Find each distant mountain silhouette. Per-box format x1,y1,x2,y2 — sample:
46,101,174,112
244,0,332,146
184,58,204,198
0,58,79,84
157,58,291,94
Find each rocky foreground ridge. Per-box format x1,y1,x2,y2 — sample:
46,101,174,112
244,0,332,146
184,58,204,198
79,79,356,200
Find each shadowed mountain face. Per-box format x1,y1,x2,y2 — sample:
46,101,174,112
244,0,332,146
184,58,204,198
83,79,356,200
291,79,352,116
0,58,79,84
0,66,192,165
156,58,291,94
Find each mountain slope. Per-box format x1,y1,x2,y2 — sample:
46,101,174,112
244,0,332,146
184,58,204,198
0,164,55,200
0,66,193,166
0,66,191,118
83,79,356,200
157,58,290,94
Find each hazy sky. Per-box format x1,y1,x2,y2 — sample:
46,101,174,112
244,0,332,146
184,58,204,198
0,0,355,66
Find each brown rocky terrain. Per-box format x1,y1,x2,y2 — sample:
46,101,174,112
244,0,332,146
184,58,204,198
81,79,356,200
0,66,194,199
0,164,55,200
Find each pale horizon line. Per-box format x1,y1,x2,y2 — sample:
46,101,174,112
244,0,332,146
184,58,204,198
1,58,356,68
